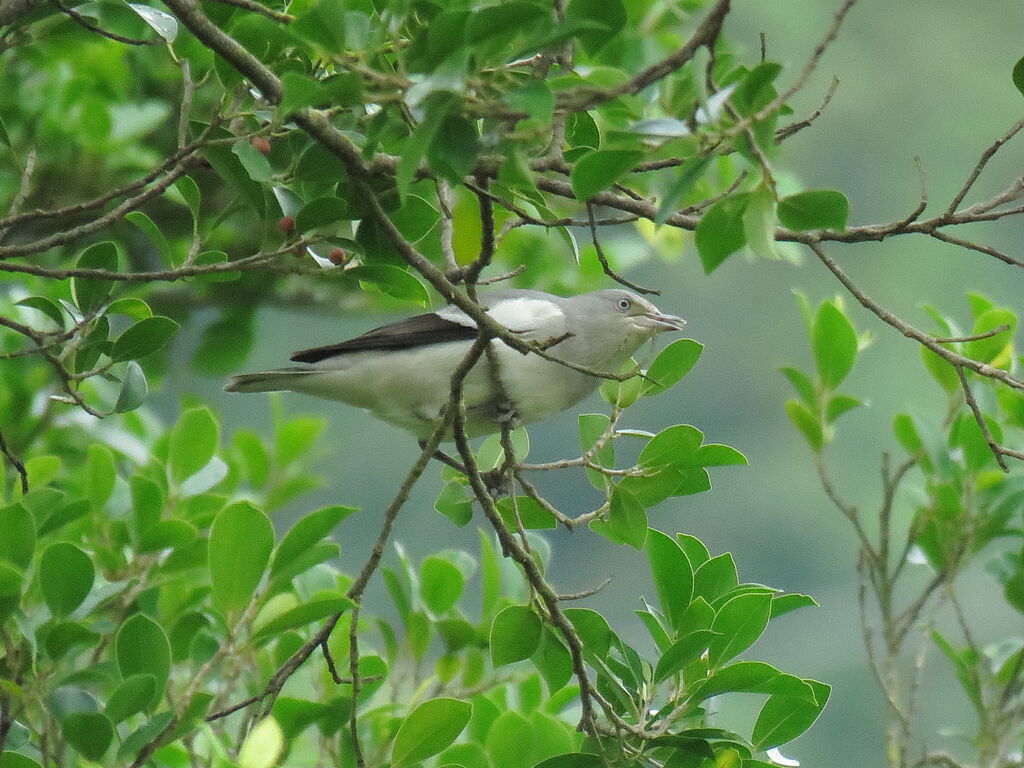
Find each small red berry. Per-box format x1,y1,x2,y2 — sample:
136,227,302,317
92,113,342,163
278,216,296,235
252,137,272,155
328,247,347,265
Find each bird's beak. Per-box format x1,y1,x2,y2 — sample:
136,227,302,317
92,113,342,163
640,310,686,333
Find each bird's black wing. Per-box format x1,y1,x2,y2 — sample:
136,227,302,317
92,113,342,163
289,311,479,363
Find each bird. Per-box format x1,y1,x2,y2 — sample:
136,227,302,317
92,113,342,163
225,288,685,438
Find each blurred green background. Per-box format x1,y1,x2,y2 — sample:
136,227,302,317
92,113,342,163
150,1,1024,765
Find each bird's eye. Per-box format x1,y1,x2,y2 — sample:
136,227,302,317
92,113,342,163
617,298,632,311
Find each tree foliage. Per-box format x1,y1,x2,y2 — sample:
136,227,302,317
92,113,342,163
1,1,1024,767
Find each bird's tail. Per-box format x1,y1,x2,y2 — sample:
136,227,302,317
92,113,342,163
224,368,316,393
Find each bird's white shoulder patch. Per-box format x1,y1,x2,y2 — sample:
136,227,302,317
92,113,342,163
434,305,476,328
488,297,564,331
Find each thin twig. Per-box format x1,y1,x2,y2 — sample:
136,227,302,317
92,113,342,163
0,429,28,494
50,0,159,45
586,203,659,295
955,365,1010,472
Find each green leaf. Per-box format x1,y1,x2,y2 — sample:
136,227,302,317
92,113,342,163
0,503,34,569
295,196,348,233
345,265,430,306
491,605,543,666
785,399,823,451
253,594,354,639
195,123,265,218
115,361,148,413
106,298,152,319
1013,56,1024,97
921,346,958,392
232,140,274,183
570,149,643,202
396,92,456,192
110,316,179,362
209,501,274,619
506,79,554,123
435,482,474,527
0,752,43,768
174,175,201,223
420,556,465,615
696,194,748,274
825,393,861,423
428,115,480,184
485,710,533,768
169,406,219,483
291,0,346,53
86,443,116,511
276,416,325,465
693,553,739,603
708,592,773,666
655,156,713,224
770,593,819,618
16,296,66,328
778,189,849,231
62,712,113,761
391,698,472,767
812,300,858,389
495,495,556,530
115,614,170,709
126,3,177,41
239,717,285,768
272,505,355,579
654,629,718,683
780,366,814,404
105,674,158,724
191,309,253,375
40,542,94,617
125,211,174,265
532,627,573,694
71,241,119,313
965,308,1017,366
646,529,694,630
752,681,830,749
642,339,703,396
741,186,779,260
565,0,626,55
607,486,648,549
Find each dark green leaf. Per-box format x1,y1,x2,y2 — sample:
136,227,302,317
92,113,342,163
709,592,773,666
345,265,430,306
646,529,694,630
428,115,480,184
71,241,119,313
195,123,265,218
231,140,274,183
291,0,345,52
695,194,747,274
16,296,65,329
105,674,157,724
654,630,718,683
752,681,830,749
778,189,849,231
570,149,643,201
62,712,113,760
532,627,573,694
115,361,148,413
110,316,179,361
209,501,274,619
607,486,648,549
655,156,713,224
40,542,93,617
565,0,626,55
115,614,170,709
296,197,348,233
506,80,554,123
125,211,174,265
174,175,201,223
1013,56,1024,97
0,503,34,570
770,593,818,618
391,698,472,767
693,553,738,603
491,605,542,666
